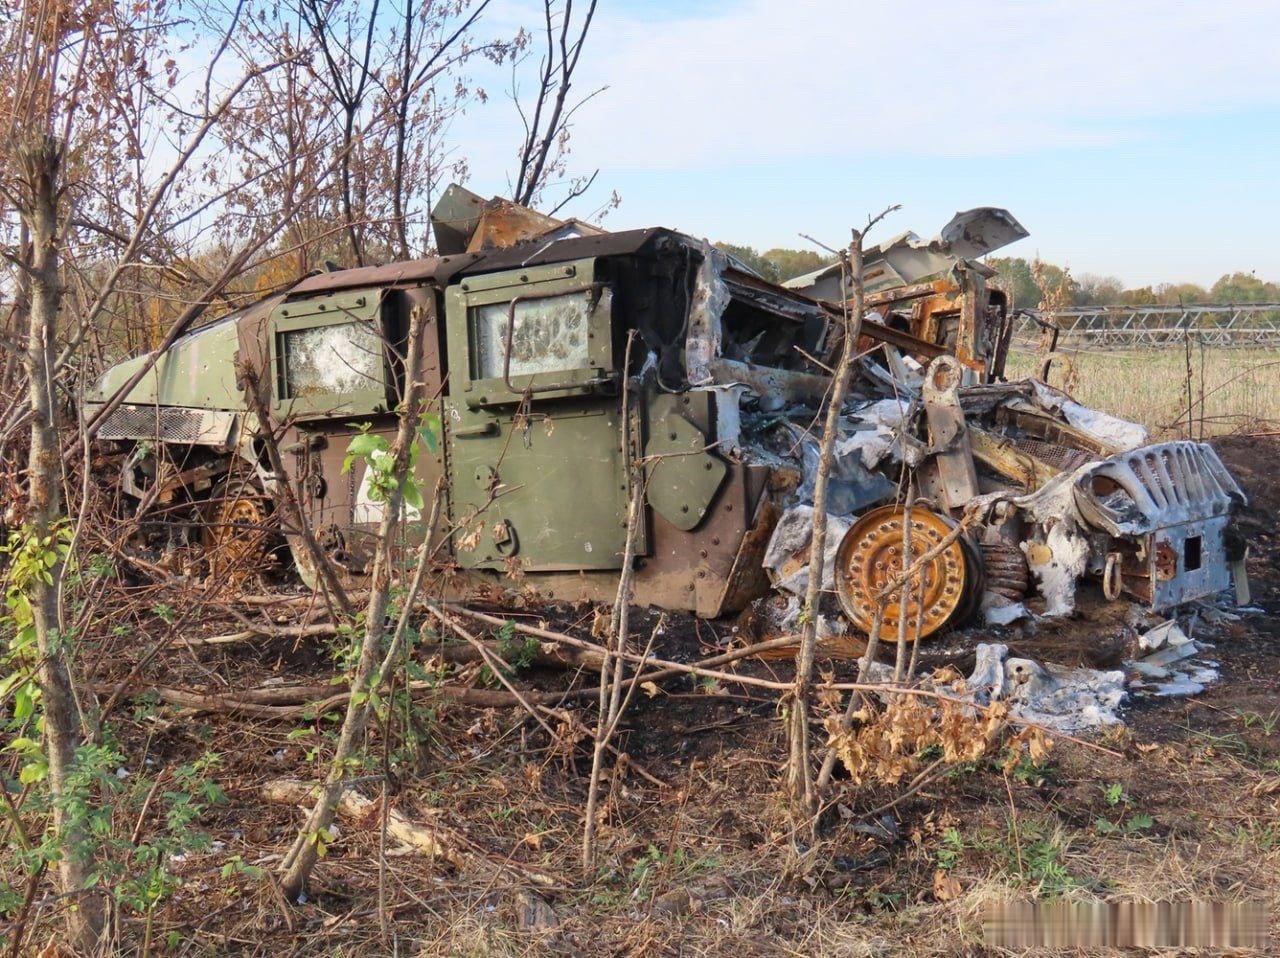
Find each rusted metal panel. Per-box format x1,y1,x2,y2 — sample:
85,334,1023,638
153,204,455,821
923,357,980,509
716,493,780,616
857,315,949,361
968,427,1054,489
465,199,566,252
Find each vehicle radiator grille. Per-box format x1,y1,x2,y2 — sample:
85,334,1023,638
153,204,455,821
1011,437,1094,473
96,405,235,445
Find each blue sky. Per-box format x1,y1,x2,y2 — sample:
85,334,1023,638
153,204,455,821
448,0,1280,287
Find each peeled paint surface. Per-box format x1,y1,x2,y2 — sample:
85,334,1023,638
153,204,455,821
701,384,747,453
796,435,895,517
684,242,730,386
961,620,1219,734
1126,618,1221,698
1021,523,1091,617
982,592,1029,626
771,595,847,642
842,398,912,469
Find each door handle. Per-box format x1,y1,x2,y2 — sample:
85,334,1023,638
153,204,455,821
454,421,498,438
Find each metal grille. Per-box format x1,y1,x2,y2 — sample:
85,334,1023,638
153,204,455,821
1015,303,1280,349
1011,437,1093,473
1075,441,1245,534
96,405,234,444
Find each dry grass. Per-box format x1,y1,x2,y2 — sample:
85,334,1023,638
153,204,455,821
8,446,1280,956
10,592,1280,956
1005,347,1280,438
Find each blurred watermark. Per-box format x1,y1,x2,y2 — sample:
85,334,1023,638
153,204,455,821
984,901,1268,949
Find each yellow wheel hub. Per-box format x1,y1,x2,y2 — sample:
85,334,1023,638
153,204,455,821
203,488,269,584
834,503,972,640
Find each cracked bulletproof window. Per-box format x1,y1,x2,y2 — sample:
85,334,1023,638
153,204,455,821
472,289,607,380
282,321,384,397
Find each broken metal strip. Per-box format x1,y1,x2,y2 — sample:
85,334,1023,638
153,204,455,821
856,317,948,360
706,358,834,404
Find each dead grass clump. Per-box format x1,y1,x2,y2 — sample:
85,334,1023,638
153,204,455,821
822,681,1051,787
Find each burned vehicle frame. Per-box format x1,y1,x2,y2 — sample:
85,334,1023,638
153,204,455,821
86,187,1248,636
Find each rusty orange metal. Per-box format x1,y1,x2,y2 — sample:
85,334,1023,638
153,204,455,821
834,503,971,640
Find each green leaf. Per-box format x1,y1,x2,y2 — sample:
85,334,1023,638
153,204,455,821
19,759,48,785
342,432,388,473
13,685,35,722
402,481,424,512
346,433,385,457
419,412,442,453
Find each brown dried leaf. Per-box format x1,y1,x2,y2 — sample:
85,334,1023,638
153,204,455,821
591,608,610,638
933,869,962,902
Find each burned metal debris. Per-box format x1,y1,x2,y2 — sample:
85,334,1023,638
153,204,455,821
85,185,1248,666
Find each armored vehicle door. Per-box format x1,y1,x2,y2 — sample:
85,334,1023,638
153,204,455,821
443,258,642,571
267,287,446,574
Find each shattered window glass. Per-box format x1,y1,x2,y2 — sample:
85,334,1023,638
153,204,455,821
282,321,384,397
471,290,605,380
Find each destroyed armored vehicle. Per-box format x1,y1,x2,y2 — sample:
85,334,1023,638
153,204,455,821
86,186,1248,634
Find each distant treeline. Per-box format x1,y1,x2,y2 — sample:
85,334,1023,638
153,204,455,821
985,258,1280,310
719,242,1280,310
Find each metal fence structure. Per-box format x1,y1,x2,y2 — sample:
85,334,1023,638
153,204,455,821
1015,303,1280,349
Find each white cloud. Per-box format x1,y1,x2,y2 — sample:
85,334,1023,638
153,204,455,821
547,0,1280,170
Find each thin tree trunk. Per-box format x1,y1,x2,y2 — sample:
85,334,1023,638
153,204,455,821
581,331,641,875
340,105,363,266
787,211,891,825
239,364,354,619
391,0,413,260
892,491,914,682
19,134,105,953
785,238,863,824
278,305,429,900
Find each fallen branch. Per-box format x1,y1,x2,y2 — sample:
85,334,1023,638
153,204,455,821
436,604,1121,758
179,624,338,647
445,604,796,685
261,779,554,887
427,606,667,789
122,682,580,719
434,639,604,672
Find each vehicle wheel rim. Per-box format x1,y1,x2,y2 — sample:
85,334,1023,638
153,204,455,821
834,503,971,640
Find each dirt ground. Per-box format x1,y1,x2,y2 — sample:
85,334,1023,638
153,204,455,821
15,436,1280,956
